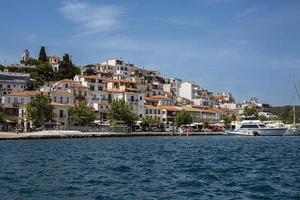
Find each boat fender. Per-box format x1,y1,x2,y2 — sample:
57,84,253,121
253,131,259,136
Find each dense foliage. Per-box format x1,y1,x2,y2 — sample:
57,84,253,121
83,68,96,76
141,115,162,131
58,54,81,79
242,106,258,118
221,113,237,126
68,101,97,126
38,46,47,62
26,94,54,128
108,99,138,125
175,110,193,126
0,110,6,123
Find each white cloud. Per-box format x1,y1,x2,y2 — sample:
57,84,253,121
59,0,124,36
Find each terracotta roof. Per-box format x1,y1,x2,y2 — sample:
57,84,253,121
159,106,180,112
108,79,136,84
144,105,161,110
73,82,88,89
50,55,61,60
52,89,72,94
59,79,74,83
192,105,210,110
148,95,172,101
9,91,38,97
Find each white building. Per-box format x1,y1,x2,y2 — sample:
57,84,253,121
179,82,213,106
0,71,30,97
49,55,61,71
74,75,108,103
112,92,145,118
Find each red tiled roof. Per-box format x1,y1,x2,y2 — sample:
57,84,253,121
148,95,172,101
9,91,38,97
159,106,180,112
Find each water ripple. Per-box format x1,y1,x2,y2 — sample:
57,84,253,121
0,136,300,199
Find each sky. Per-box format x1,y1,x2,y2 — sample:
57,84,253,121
0,0,300,106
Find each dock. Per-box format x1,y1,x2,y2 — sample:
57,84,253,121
0,131,223,140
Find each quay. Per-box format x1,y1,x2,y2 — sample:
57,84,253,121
0,131,223,140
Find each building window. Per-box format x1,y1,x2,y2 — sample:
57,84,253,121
146,109,148,114
21,98,24,104
7,97,11,103
149,110,152,114
131,96,134,102
66,97,69,103
54,96,57,102
60,96,63,103
140,96,143,101
14,98,17,103
98,80,102,83
158,110,160,114
90,85,95,91
162,111,166,114
59,110,64,118
98,86,103,91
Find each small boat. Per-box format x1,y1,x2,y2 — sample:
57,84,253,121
225,120,287,136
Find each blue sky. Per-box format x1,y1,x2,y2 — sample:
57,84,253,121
1,0,300,106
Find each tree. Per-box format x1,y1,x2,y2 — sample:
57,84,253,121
26,94,54,128
175,110,193,126
141,115,161,131
259,114,269,121
202,118,210,129
242,106,258,118
68,101,96,126
280,106,293,124
26,79,39,90
108,99,138,125
58,53,81,79
221,113,237,127
0,111,6,123
38,46,48,62
83,68,96,76
0,64,5,71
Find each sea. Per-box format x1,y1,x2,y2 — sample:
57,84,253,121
0,136,299,200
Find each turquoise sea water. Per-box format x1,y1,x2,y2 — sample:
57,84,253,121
0,136,300,199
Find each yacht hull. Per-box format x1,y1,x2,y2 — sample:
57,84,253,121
225,128,287,136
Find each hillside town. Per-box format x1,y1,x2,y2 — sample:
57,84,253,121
0,47,275,132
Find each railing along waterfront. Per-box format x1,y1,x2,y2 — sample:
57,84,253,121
68,125,132,133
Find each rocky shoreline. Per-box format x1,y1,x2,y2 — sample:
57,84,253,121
0,131,223,140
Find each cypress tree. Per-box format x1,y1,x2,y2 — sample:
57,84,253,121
38,46,47,62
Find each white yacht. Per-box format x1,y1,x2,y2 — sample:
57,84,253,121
225,120,287,136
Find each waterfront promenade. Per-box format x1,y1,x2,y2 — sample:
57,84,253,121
0,131,222,140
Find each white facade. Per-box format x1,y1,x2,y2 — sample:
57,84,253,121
113,92,145,118
74,75,108,103
0,71,30,97
179,81,213,106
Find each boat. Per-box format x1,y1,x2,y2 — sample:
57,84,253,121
284,79,300,136
225,120,287,136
